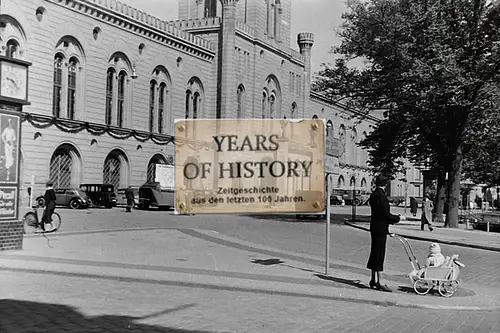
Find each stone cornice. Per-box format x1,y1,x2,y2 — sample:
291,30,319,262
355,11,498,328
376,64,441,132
48,0,215,62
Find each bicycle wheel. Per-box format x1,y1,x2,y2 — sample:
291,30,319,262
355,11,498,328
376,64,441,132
45,213,61,232
23,212,39,234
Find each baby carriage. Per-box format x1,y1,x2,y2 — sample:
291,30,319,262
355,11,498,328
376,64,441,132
390,233,465,297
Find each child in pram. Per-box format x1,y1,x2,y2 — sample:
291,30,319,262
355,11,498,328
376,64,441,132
410,242,458,281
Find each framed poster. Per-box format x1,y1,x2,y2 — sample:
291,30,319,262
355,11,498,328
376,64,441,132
0,186,17,220
0,113,20,183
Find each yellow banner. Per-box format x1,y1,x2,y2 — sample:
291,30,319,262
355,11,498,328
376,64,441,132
175,119,325,214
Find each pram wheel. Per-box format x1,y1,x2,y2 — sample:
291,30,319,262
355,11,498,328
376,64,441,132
414,280,432,295
438,281,458,297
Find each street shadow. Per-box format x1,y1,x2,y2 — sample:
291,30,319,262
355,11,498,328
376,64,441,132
251,258,320,274
315,274,371,289
244,213,370,225
397,285,476,297
0,299,214,332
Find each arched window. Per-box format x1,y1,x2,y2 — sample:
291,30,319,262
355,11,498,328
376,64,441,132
67,57,78,120
261,92,267,119
326,120,333,137
237,85,245,118
105,52,132,127
149,80,157,132
6,39,19,59
193,92,200,119
269,95,275,119
149,66,172,133
185,90,191,119
185,77,204,119
52,54,64,118
117,71,127,128
312,115,318,119
158,83,166,133
103,149,129,189
337,175,345,188
49,144,82,188
147,153,168,182
291,102,297,119
105,68,115,125
263,75,281,118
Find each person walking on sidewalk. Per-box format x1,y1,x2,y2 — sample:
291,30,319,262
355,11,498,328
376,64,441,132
410,197,418,217
367,175,401,292
125,186,135,213
421,194,434,231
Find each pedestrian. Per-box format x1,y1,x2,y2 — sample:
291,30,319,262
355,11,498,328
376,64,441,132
367,175,401,292
410,197,418,217
40,181,56,231
421,194,434,231
125,186,135,213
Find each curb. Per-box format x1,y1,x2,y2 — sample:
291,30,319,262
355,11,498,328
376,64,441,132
344,221,500,252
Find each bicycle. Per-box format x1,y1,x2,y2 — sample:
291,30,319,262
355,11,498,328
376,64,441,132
23,205,61,234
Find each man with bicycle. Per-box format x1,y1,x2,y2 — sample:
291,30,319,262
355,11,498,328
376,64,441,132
40,182,56,231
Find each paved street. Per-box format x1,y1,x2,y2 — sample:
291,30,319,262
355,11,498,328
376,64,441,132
2,269,500,333
26,205,500,289
2,206,498,332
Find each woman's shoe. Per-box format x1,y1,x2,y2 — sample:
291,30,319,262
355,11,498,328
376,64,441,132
376,282,392,292
369,280,377,289
429,226,434,232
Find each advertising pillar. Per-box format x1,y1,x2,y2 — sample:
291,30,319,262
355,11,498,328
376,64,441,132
0,55,31,251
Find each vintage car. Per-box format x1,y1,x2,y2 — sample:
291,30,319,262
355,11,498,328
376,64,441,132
116,186,140,207
79,183,117,208
138,182,175,210
35,188,90,209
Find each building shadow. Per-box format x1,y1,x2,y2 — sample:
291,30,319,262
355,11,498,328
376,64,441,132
243,212,370,225
0,299,215,332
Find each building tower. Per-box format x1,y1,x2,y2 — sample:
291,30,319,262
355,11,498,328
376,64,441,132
297,32,314,118
217,0,239,119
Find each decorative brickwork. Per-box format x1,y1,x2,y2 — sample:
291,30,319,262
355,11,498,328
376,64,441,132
0,221,23,251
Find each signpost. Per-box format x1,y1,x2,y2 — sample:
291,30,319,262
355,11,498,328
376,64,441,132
175,119,325,215
0,55,31,251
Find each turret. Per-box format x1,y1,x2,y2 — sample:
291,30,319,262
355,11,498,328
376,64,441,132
297,32,314,118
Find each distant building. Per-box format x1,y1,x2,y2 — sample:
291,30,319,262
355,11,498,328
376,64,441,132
0,0,418,205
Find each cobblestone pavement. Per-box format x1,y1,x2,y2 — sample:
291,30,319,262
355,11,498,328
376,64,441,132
26,206,500,289
2,270,500,333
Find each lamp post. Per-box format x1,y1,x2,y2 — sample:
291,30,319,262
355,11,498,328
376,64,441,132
350,171,358,222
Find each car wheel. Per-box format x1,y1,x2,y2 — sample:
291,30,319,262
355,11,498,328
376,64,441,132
354,199,361,206
69,199,80,209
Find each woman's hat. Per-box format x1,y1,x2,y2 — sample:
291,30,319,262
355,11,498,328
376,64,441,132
429,242,441,254
375,175,389,187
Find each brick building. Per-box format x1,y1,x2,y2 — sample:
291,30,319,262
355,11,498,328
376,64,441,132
0,0,420,210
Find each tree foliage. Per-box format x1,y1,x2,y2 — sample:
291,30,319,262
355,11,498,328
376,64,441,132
314,0,500,227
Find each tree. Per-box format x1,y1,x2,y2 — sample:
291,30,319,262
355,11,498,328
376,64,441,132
314,0,500,227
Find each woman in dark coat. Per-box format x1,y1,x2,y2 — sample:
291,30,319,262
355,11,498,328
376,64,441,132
367,175,400,292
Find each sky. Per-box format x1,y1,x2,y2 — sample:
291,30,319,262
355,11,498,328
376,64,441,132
121,0,349,74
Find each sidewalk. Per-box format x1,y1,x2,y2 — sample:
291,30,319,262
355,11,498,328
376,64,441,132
345,218,500,252
1,227,499,311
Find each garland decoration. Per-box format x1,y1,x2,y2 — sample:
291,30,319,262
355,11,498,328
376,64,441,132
22,112,175,145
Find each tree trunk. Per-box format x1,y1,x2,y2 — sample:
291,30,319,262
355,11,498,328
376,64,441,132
434,172,446,223
445,148,463,228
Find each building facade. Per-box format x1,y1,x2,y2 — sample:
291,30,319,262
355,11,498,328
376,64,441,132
0,0,420,208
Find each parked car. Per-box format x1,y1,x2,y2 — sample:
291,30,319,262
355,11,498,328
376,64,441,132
35,188,90,209
330,194,345,206
79,183,117,208
138,182,174,210
332,189,370,206
116,186,140,207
